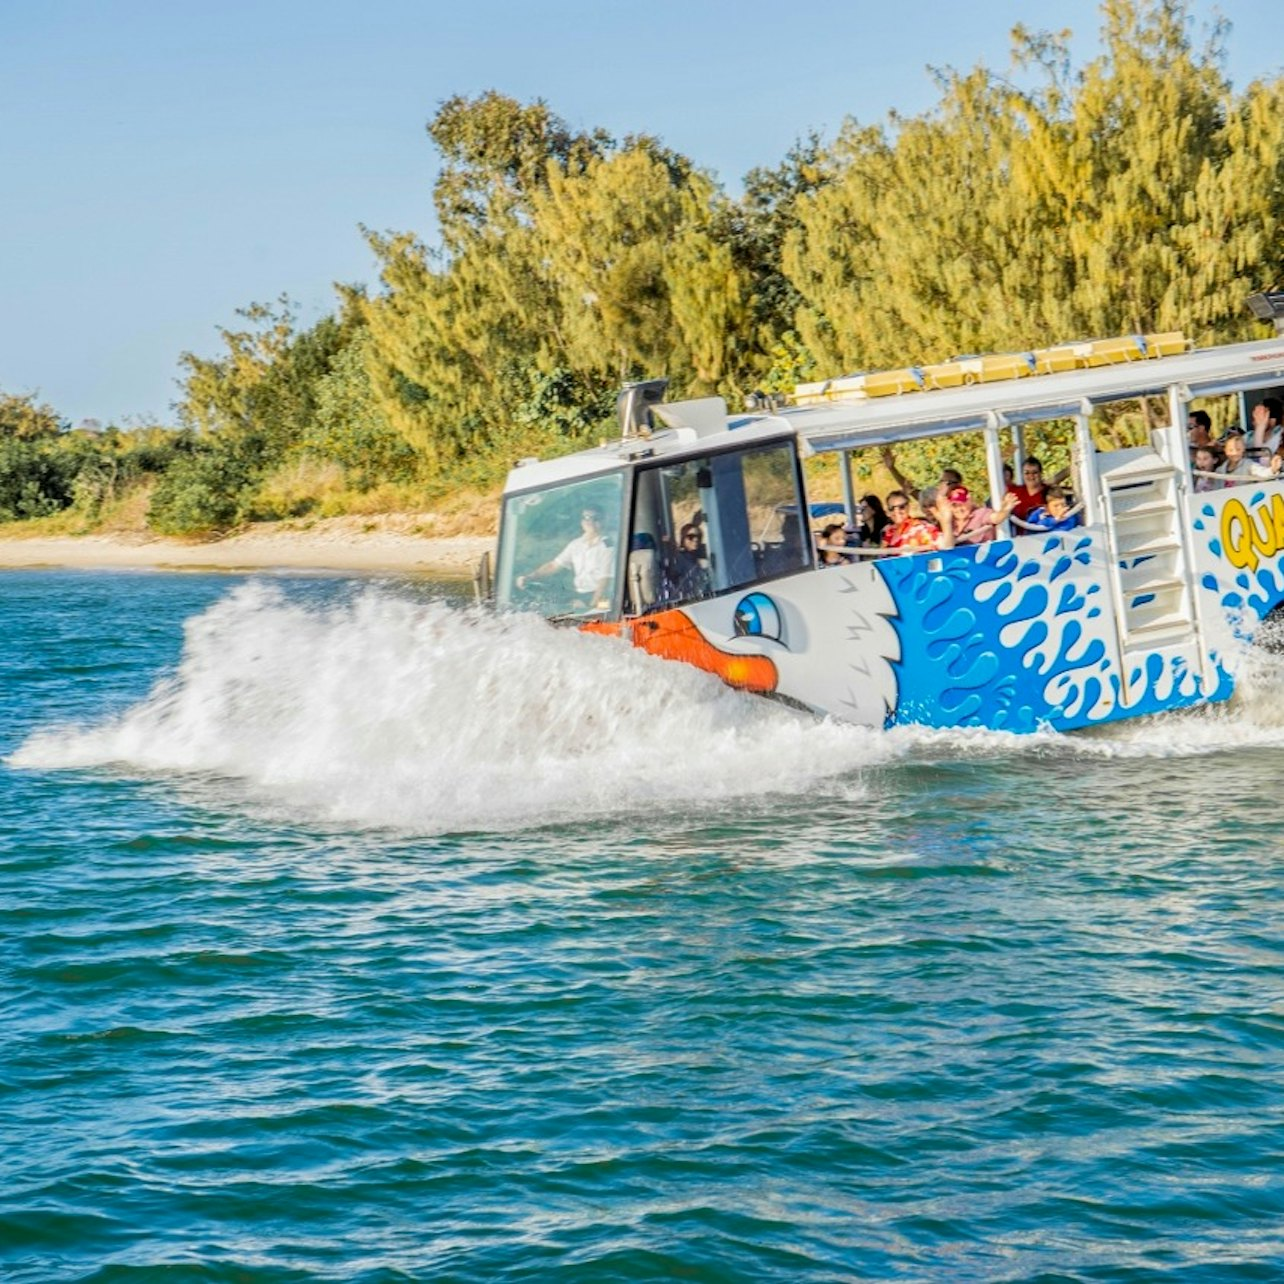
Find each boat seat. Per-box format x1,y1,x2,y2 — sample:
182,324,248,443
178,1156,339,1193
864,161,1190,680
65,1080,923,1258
627,532,658,614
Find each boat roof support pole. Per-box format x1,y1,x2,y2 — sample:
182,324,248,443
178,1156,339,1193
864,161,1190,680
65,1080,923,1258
1011,424,1025,483
1165,383,1189,474
983,415,1007,529
1168,380,1216,691
1074,402,1099,527
840,449,857,526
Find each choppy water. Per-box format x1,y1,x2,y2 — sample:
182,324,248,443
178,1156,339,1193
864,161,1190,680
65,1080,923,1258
3,569,1283,1282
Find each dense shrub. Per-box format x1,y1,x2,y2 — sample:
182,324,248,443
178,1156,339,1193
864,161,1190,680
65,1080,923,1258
0,438,77,520
146,443,255,534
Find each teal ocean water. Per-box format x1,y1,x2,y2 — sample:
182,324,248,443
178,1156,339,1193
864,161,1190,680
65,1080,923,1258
3,569,1284,1282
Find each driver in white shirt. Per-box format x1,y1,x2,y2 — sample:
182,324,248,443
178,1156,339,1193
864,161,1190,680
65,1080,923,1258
517,506,616,608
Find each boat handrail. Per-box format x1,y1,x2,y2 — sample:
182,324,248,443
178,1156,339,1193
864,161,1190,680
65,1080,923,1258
816,508,1088,555
1008,503,1086,533
1193,467,1282,486
816,542,887,560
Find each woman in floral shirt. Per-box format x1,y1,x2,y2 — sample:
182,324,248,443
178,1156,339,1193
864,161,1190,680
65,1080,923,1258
880,490,955,554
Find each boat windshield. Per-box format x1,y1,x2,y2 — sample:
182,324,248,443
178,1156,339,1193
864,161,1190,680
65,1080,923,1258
494,471,626,619
624,438,811,613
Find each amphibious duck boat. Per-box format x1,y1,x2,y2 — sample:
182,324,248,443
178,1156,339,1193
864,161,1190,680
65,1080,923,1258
491,330,1284,733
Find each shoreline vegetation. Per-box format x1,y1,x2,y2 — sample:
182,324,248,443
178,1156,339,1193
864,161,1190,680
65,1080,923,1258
5,3,1284,554
0,482,500,576
0,518,495,578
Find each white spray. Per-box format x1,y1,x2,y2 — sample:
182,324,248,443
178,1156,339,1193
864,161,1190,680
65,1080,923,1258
10,583,887,832
12,582,1284,832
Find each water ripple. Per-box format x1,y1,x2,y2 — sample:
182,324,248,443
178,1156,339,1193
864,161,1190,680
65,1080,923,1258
3,572,1284,1281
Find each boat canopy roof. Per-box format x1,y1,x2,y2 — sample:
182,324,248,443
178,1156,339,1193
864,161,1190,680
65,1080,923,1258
787,337,1284,455
501,336,1284,491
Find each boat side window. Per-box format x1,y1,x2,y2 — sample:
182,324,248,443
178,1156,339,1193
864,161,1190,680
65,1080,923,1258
494,472,625,619
626,439,808,613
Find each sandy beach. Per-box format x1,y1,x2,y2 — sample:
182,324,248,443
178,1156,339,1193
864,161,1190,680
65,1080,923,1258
0,515,496,578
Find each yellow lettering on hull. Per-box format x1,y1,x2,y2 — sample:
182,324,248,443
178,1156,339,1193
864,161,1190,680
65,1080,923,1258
1222,493,1284,574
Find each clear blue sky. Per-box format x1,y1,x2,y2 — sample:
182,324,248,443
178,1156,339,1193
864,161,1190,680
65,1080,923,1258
2,0,1278,427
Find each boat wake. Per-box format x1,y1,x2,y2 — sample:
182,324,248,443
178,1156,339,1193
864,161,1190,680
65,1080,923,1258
11,582,1284,832
8,583,885,832
1068,643,1284,757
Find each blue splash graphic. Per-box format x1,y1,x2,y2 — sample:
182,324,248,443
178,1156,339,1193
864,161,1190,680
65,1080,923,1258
876,536,1224,732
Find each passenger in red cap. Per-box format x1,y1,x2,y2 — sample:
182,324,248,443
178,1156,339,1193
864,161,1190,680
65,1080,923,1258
947,485,1018,544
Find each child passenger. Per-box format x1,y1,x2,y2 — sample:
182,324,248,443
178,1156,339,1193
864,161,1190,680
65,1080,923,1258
1024,486,1080,532
1192,447,1220,493
817,522,851,566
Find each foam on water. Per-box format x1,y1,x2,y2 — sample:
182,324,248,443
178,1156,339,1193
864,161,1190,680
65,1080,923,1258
8,574,1284,1282
1068,645,1284,758
12,580,1284,830
9,583,887,832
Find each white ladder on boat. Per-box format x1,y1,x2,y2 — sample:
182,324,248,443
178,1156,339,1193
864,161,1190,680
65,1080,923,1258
1096,446,1211,699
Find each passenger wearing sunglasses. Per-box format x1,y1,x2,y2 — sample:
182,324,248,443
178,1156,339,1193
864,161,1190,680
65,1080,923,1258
517,506,616,608
662,522,711,601
879,489,955,554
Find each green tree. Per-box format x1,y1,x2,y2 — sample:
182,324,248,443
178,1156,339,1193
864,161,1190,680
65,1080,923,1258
362,93,620,478
167,299,358,527
177,297,298,438
533,141,749,393
146,444,251,534
428,90,611,248
178,298,348,457
0,439,74,519
1043,0,1238,336
1177,73,1284,338
0,391,64,440
784,0,1284,378
304,325,417,488
716,135,830,383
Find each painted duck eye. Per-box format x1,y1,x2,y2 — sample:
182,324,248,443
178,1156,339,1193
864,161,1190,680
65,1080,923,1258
733,592,783,641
